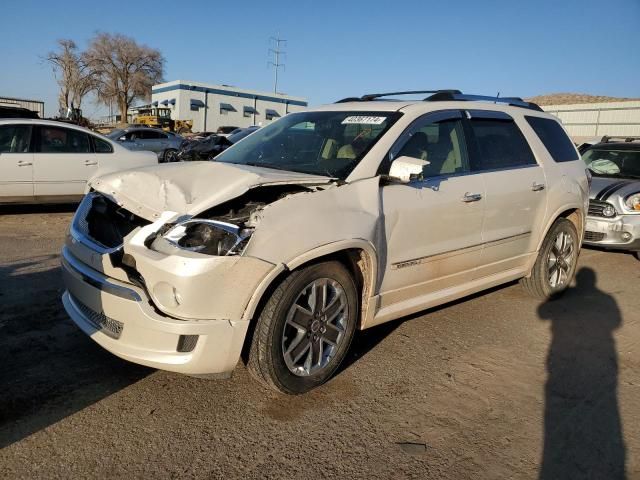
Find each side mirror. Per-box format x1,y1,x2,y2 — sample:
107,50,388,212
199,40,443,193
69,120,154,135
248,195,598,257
388,155,429,183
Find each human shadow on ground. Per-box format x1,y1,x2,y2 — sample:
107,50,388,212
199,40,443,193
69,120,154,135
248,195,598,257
0,258,151,448
538,267,625,480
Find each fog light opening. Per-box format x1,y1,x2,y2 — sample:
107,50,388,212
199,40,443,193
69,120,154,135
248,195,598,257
177,334,199,353
621,232,632,242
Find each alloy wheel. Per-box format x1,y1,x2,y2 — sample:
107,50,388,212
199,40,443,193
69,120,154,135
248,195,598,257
547,230,575,289
282,278,348,376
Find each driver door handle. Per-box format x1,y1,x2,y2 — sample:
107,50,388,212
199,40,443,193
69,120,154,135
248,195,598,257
84,160,98,166
462,192,483,203
17,160,32,166
532,182,546,192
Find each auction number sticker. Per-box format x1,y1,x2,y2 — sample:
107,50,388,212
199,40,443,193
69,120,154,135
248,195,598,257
342,116,387,125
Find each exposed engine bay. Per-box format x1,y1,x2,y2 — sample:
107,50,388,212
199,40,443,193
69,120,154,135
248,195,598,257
144,184,325,257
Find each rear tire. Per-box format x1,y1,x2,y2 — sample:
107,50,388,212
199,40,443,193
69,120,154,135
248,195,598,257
247,261,358,394
521,218,579,299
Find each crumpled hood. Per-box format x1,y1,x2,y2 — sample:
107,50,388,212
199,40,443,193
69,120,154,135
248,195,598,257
590,176,640,201
90,161,333,221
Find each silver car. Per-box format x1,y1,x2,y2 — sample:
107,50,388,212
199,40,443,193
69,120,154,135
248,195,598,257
582,137,640,259
108,127,183,162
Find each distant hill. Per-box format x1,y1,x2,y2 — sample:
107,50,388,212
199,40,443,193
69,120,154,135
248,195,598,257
526,93,639,106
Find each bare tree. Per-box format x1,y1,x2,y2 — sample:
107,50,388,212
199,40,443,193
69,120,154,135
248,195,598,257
84,32,164,121
45,39,94,113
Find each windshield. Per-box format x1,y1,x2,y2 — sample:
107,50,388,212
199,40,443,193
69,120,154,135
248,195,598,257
215,111,401,179
107,129,125,139
583,148,640,179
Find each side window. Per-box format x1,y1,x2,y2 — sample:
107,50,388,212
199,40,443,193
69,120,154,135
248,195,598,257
396,118,468,177
139,130,164,140
525,116,578,162
93,136,113,153
468,118,536,171
38,126,90,153
0,125,32,153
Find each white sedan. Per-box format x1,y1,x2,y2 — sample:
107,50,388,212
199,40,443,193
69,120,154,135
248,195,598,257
0,119,158,204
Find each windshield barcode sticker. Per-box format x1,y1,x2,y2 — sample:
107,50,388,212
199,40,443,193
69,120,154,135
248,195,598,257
342,116,387,125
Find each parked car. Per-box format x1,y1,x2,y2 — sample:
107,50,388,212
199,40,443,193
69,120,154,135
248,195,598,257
581,136,640,259
177,134,232,161
216,125,239,137
108,126,183,162
61,90,588,394
178,126,260,161
0,119,157,204
0,105,39,119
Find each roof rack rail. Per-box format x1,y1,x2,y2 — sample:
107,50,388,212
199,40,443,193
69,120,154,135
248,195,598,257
424,92,544,111
600,135,640,143
335,90,462,103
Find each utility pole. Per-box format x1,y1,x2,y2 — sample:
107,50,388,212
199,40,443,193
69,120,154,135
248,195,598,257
268,35,286,94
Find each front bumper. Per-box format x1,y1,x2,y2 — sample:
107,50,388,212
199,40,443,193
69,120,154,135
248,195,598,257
583,214,640,251
61,246,250,376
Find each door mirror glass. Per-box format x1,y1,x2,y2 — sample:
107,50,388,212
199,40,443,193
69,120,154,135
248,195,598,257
388,155,429,183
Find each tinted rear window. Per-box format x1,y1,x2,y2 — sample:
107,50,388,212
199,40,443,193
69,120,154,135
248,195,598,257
525,116,578,162
469,119,536,171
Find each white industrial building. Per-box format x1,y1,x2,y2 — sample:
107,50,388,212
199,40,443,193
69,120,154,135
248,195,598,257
150,80,308,133
542,100,640,142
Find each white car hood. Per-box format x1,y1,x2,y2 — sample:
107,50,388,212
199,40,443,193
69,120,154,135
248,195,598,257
89,161,333,221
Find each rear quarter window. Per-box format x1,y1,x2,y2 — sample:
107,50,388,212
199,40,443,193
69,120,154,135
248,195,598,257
525,116,578,162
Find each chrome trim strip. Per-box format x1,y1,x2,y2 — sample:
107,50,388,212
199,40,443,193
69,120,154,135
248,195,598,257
392,232,531,269
61,246,141,302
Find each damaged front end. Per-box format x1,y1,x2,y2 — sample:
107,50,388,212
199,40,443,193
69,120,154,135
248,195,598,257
144,183,316,258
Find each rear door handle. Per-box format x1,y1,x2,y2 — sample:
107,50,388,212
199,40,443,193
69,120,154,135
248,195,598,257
462,192,483,203
17,160,32,166
532,182,545,192
84,160,98,166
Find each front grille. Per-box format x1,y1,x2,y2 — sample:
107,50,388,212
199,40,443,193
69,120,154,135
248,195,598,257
75,193,150,250
584,231,606,242
72,296,124,339
588,199,615,218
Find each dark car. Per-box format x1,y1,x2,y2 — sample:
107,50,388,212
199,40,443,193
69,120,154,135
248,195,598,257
216,125,239,136
178,126,260,161
0,106,39,119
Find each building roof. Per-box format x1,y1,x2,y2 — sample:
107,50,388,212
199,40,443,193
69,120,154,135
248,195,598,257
152,80,307,106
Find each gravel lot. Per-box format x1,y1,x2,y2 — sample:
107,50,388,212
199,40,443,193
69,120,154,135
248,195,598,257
0,205,639,479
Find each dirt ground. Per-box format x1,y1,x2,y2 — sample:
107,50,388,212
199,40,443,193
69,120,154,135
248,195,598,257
0,205,638,479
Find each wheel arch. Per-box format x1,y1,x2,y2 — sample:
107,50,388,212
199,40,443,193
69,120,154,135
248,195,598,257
526,205,584,277
241,239,378,329
537,205,584,252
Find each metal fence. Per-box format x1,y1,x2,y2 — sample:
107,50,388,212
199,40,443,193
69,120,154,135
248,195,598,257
0,95,45,118
543,101,640,140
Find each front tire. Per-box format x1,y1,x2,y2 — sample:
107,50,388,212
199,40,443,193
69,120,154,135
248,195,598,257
521,218,579,299
163,149,178,162
247,261,358,394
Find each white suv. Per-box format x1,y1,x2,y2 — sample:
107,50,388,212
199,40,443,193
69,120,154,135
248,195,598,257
0,119,157,204
61,91,588,394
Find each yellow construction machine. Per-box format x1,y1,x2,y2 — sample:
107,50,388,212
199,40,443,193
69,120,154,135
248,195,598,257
133,107,192,134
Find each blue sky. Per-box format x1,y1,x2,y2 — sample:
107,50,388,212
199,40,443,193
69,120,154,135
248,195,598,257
2,0,639,118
